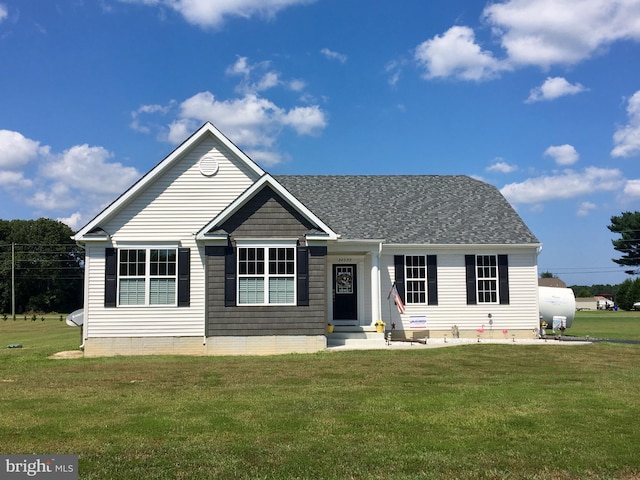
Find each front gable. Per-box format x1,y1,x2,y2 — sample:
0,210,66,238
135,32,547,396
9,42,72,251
218,185,316,240
196,175,337,243
74,123,266,242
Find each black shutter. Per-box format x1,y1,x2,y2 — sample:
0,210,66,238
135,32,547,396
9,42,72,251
465,255,477,305
498,254,510,305
297,246,309,306
177,248,190,307
394,255,405,300
224,246,237,307
105,248,117,308
427,255,438,306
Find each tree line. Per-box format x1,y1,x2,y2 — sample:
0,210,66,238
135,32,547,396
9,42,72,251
568,280,640,310
0,218,84,314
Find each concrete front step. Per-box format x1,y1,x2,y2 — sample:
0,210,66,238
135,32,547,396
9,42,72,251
327,329,386,348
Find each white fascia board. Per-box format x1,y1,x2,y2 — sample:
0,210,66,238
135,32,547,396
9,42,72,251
196,175,338,241
73,122,265,242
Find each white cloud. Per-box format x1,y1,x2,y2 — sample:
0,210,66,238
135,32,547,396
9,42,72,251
484,0,640,68
167,119,195,144
130,102,174,133
320,48,347,63
57,212,83,231
0,130,44,169
281,105,326,135
487,160,517,173
414,0,640,82
623,179,640,198
544,144,579,166
0,170,32,188
135,56,327,166
171,90,326,154
501,167,625,204
0,4,8,23
415,26,507,81
526,77,587,103
245,149,283,167
122,0,315,29
0,130,143,230
28,144,141,217
226,56,253,77
577,201,596,216
611,90,640,158
385,59,410,87
226,56,302,95
288,79,306,92
42,144,140,195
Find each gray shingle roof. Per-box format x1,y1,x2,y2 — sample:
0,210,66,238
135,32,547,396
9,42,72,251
275,175,539,245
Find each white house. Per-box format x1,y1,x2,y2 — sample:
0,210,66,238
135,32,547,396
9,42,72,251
73,123,542,356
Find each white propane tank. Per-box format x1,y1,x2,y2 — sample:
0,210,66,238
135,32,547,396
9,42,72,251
538,286,575,328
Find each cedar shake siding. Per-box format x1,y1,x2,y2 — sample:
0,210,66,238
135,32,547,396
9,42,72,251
205,186,327,336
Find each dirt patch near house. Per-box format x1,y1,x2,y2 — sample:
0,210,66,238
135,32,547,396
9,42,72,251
48,350,84,359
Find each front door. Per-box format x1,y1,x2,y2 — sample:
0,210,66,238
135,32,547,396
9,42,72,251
333,264,357,321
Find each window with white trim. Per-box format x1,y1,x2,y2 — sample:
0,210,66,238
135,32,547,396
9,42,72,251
476,255,498,303
237,246,296,305
405,255,426,304
118,248,177,306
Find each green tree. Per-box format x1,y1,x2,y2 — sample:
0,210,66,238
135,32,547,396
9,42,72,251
540,271,555,278
0,218,84,314
615,278,640,310
608,211,640,275
570,285,592,298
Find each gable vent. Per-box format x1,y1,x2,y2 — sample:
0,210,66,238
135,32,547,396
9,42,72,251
199,151,219,176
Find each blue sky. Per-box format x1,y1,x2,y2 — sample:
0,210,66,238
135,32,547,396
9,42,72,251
1,0,640,286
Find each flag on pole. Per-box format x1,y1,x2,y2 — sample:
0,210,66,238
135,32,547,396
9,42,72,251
388,283,406,314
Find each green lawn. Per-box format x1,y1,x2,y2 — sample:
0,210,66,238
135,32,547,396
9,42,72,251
1,318,639,479
569,310,640,341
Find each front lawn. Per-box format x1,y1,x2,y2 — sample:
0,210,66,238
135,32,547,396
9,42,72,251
1,318,639,479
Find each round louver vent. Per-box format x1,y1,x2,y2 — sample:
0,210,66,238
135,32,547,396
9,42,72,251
199,152,219,176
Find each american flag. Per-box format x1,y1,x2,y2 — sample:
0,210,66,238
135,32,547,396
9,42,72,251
390,284,406,314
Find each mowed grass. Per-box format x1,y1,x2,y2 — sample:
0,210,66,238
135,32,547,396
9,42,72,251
570,309,640,341
1,318,639,479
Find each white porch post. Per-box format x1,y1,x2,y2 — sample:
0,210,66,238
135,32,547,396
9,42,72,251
370,245,381,325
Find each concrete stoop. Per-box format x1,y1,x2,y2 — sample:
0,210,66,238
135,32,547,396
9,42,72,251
326,328,386,348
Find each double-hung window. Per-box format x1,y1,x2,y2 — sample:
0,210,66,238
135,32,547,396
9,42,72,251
237,244,296,305
476,255,498,303
118,248,177,306
405,255,426,304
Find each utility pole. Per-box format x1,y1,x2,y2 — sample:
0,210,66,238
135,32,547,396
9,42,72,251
11,242,15,319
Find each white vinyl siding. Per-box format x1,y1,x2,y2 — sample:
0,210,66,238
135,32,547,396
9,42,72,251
83,135,262,338
383,248,539,332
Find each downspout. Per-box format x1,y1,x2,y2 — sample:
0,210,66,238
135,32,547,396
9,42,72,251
75,240,87,350
374,242,383,324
